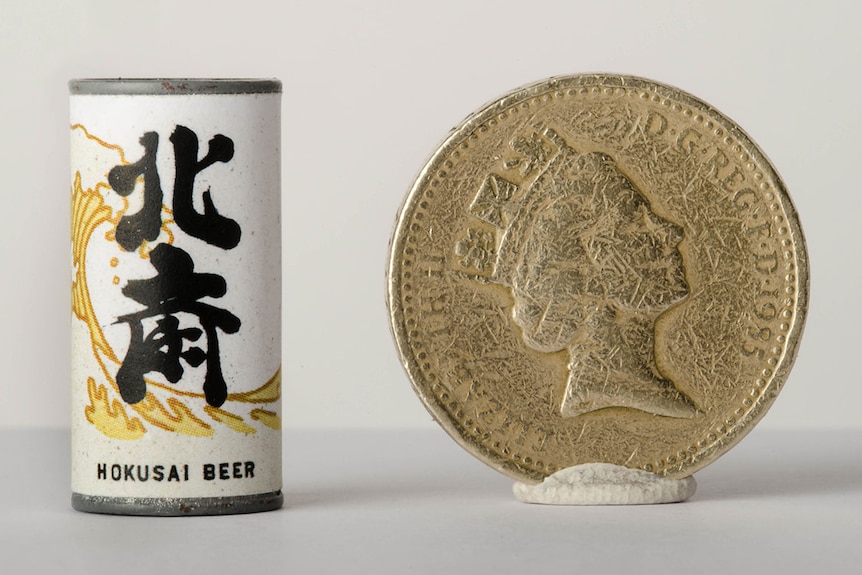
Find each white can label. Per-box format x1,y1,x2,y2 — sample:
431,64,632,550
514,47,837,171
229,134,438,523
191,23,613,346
70,93,281,499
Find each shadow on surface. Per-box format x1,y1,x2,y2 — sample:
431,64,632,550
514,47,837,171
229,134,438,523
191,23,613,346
285,466,511,509
285,430,862,507
283,429,512,509
694,430,862,501
287,483,485,510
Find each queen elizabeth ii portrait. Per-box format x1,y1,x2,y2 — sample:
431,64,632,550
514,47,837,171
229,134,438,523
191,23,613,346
473,140,698,419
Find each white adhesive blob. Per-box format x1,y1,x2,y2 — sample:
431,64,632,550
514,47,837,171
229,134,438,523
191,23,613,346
513,463,696,505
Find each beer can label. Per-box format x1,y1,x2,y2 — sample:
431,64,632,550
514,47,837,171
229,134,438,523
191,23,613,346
70,80,281,508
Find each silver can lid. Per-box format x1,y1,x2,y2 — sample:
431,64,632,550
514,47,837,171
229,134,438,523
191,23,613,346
69,78,282,95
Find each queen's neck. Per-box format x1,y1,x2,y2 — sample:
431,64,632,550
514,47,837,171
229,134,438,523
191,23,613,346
560,306,698,419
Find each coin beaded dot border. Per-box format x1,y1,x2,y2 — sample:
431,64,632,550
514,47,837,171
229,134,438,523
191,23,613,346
397,81,801,478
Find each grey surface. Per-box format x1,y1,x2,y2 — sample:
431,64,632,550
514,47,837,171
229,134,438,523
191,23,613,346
1,428,860,573
68,78,282,95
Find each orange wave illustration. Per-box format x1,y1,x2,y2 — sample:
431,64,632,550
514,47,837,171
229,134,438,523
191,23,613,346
72,123,280,440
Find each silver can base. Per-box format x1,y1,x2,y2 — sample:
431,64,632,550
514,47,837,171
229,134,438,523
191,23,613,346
72,490,283,516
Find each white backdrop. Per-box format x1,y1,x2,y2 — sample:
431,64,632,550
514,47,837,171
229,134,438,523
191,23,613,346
0,1,857,430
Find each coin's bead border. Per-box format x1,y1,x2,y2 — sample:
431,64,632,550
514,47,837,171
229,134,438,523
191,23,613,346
400,134,565,478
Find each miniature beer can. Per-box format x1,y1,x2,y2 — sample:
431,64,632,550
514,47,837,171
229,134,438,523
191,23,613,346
70,79,283,515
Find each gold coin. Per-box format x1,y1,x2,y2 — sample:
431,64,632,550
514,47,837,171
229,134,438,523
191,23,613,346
387,74,808,482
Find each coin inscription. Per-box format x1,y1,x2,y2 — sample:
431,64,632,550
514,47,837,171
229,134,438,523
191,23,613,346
388,75,808,482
